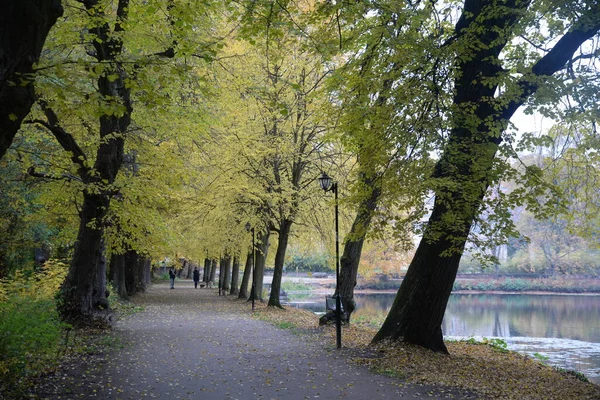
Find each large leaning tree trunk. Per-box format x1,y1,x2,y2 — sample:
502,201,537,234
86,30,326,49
0,0,63,161
56,0,133,325
267,218,292,308
373,0,600,352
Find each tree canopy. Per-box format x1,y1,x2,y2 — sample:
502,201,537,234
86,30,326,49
1,0,599,341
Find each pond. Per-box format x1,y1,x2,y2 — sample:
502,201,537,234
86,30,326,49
288,292,600,385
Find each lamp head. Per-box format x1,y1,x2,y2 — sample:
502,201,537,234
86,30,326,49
318,172,333,192
245,222,251,232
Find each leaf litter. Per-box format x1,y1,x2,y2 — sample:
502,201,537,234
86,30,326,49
255,304,600,400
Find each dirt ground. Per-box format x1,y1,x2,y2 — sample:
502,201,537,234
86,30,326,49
29,281,477,400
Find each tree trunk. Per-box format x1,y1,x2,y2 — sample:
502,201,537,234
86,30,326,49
372,0,600,352
223,254,231,293
183,259,191,279
58,192,111,323
140,257,151,289
218,257,225,295
268,219,292,308
124,250,147,296
230,255,240,296
372,208,469,352
0,0,63,161
250,230,270,302
110,253,128,299
93,240,109,309
203,258,210,282
238,252,252,299
209,258,217,283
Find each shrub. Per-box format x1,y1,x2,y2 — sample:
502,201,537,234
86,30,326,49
0,298,65,379
0,260,69,395
356,278,401,291
500,278,530,291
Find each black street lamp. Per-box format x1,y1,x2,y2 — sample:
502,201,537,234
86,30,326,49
245,222,256,312
318,172,342,349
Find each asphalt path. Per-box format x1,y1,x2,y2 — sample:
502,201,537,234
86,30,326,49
33,282,476,399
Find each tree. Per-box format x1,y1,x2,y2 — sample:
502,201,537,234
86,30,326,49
502,122,600,276
373,0,600,352
317,2,440,322
228,2,335,308
0,0,63,161
37,0,135,323
27,0,218,323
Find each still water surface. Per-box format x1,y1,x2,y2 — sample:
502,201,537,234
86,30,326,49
290,293,600,384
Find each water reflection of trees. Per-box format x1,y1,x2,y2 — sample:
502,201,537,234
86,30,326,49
441,294,600,342
295,293,600,343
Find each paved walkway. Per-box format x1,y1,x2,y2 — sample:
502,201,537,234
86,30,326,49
34,282,475,399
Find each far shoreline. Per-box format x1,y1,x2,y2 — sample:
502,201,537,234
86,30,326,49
279,274,600,296
317,289,600,296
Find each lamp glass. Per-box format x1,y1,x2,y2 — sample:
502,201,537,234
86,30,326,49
318,172,333,192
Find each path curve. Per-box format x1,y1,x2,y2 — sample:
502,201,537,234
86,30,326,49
34,282,475,399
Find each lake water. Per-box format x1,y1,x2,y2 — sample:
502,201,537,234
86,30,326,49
289,292,600,385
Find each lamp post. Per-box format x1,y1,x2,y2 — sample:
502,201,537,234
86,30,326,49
245,222,256,312
318,172,341,349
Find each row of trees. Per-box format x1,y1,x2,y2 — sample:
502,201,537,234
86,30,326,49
2,0,600,353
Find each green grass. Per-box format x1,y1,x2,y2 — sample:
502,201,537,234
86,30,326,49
275,321,296,330
281,281,313,292
352,312,386,329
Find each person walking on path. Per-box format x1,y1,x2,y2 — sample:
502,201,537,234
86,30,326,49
193,267,200,288
169,268,176,289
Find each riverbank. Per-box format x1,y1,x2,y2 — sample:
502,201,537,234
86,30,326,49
279,274,600,294
256,303,600,399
